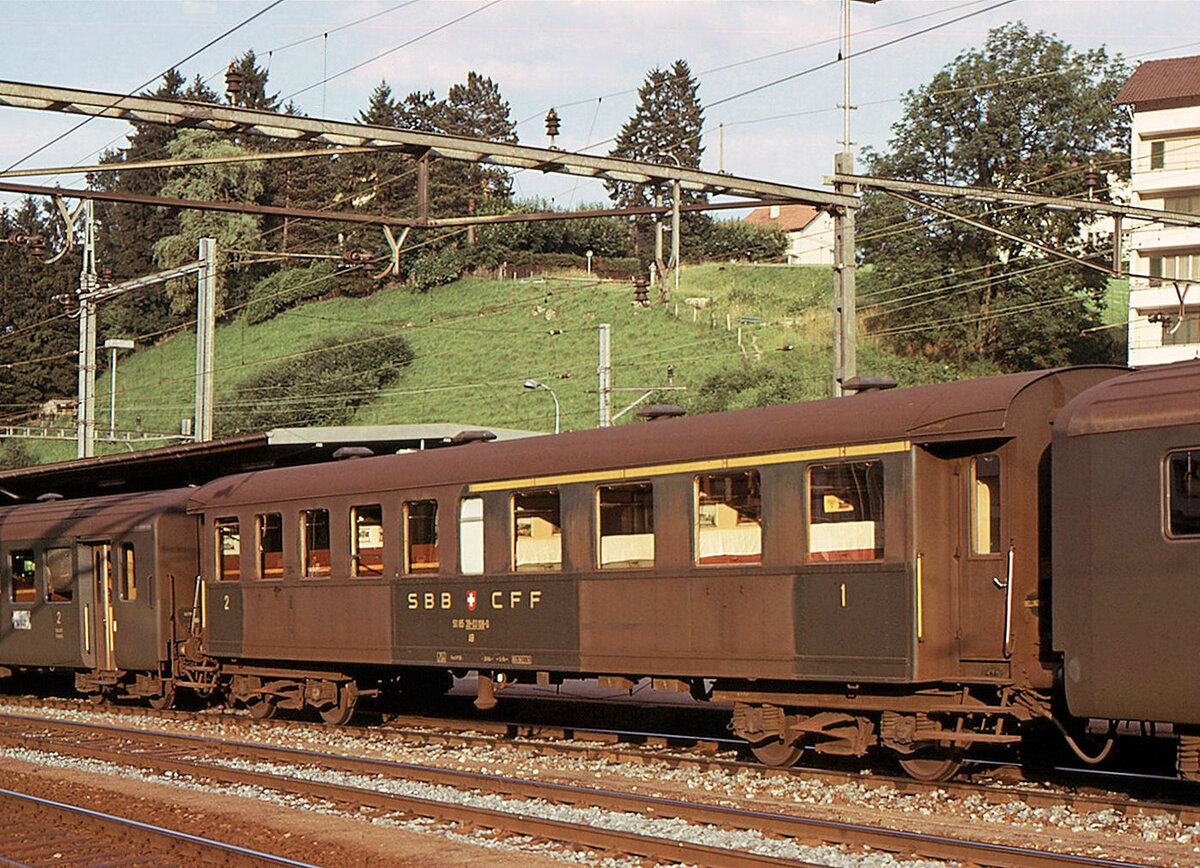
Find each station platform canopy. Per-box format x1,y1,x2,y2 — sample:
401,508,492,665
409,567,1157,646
0,424,541,502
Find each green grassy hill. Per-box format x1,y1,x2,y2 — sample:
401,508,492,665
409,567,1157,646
29,263,991,464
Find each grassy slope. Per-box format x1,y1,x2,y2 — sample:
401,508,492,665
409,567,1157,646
31,263,988,463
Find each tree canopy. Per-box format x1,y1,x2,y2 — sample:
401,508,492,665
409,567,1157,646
607,60,706,261
858,22,1131,370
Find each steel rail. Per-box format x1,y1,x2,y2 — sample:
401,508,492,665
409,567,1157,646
0,713,1163,868
0,785,321,867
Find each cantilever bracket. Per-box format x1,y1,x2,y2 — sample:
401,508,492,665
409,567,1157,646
43,195,87,264
374,225,410,280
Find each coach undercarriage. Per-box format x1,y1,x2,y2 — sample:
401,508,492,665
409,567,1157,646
721,681,1038,781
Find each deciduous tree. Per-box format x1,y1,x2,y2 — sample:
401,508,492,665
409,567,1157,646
859,23,1130,370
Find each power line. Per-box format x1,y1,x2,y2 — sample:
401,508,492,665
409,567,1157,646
2,0,286,175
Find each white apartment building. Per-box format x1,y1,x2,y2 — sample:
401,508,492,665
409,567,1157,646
1116,56,1200,366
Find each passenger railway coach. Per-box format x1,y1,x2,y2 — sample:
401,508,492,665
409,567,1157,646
2,361,1200,781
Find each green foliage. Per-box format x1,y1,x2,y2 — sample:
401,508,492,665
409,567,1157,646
219,332,414,434
151,130,264,315
607,60,706,259
472,200,633,266
859,22,1131,370
699,220,788,262
0,200,79,407
0,440,37,470
245,261,338,324
684,358,828,414
408,244,466,293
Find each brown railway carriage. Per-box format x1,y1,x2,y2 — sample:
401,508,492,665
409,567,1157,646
187,365,1122,776
0,488,197,705
1052,360,1200,775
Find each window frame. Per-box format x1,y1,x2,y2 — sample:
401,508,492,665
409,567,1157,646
9,548,36,604
44,546,73,604
806,459,886,562
350,504,385,577
597,480,655,569
300,508,332,579
694,470,762,566
970,455,1002,556
256,512,284,581
511,488,563,572
215,517,241,582
458,496,485,576
404,499,440,575
118,542,137,601
1165,447,1200,540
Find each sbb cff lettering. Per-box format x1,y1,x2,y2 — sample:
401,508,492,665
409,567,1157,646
407,589,543,610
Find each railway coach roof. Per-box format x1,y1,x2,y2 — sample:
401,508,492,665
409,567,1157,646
0,487,192,538
1056,359,1200,437
188,366,1121,510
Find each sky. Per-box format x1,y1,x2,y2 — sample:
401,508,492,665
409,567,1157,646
1,0,1199,214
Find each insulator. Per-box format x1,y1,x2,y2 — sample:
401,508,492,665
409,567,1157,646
342,248,372,264
544,107,560,139
225,62,244,105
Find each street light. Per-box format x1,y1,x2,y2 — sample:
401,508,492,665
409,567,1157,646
523,379,560,434
104,338,134,438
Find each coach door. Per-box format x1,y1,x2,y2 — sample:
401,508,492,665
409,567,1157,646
77,542,116,670
956,455,1010,661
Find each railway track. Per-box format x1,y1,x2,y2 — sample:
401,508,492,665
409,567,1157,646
0,710,1172,868
8,694,1200,827
0,784,322,867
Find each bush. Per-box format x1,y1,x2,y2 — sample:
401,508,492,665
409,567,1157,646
218,332,414,434
408,244,465,293
245,261,339,324
700,220,788,262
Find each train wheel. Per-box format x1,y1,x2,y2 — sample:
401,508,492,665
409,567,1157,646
148,686,176,711
750,738,804,768
896,748,963,782
318,684,357,726
247,697,277,720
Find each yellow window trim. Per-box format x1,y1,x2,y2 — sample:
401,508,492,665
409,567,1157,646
468,440,910,493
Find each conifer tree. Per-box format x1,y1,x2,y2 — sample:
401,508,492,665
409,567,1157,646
607,60,705,260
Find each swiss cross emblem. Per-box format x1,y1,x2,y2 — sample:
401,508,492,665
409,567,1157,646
466,590,478,611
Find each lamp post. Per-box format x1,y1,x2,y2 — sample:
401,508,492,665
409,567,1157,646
523,379,560,434
105,338,134,439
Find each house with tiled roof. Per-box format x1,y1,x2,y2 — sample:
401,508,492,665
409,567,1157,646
1115,55,1200,366
744,203,834,266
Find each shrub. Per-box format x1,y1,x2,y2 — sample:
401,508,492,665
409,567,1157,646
245,261,339,324
218,332,414,434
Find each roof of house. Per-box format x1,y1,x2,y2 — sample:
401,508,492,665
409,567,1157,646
1115,55,1200,107
744,203,821,232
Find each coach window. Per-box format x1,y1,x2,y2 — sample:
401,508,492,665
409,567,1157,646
301,509,331,578
351,505,384,576
1166,449,1200,537
598,482,654,568
45,547,73,603
971,455,1002,554
808,460,885,561
257,513,283,580
513,489,562,571
459,497,484,575
696,471,761,565
405,500,439,574
216,518,241,581
9,550,35,603
118,543,137,601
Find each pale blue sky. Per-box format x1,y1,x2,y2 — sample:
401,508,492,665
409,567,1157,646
1,0,1197,211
